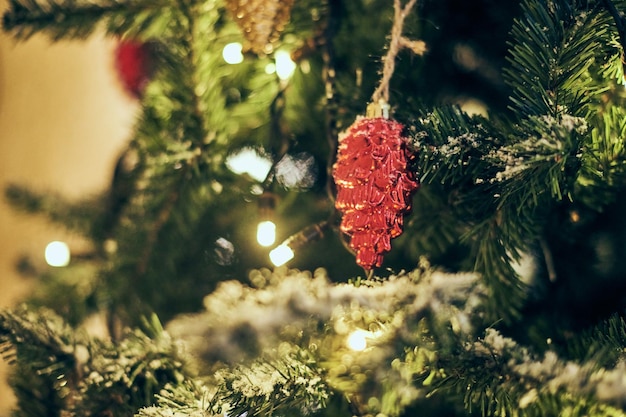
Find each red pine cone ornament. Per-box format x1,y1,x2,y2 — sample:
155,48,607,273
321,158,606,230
332,114,419,270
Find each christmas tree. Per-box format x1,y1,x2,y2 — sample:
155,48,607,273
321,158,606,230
4,0,626,416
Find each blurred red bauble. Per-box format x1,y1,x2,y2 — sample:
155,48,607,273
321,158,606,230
114,40,154,99
332,116,419,270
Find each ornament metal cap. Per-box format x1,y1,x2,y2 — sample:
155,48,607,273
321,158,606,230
366,100,390,119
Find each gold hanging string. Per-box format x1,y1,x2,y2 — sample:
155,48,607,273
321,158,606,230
371,0,426,105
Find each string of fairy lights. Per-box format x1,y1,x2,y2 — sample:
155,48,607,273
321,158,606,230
40,41,387,352
224,41,329,268
43,42,316,270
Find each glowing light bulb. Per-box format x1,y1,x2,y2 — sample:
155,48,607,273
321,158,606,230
347,329,370,351
222,42,244,64
45,241,70,267
269,244,294,266
274,50,296,80
265,63,276,75
225,147,272,182
257,220,277,247
347,329,383,351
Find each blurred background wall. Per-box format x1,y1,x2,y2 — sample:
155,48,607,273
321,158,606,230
0,1,137,412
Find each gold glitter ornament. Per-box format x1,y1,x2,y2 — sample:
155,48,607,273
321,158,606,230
225,0,295,55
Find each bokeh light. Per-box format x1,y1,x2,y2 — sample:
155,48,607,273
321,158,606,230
257,220,277,247
222,42,244,64
225,147,273,182
269,244,294,266
44,241,71,267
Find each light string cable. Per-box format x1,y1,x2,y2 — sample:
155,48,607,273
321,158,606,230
255,76,292,248
269,0,342,266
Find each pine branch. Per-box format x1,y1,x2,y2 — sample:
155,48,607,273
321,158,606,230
402,184,467,266
3,142,144,251
3,0,174,41
4,183,107,239
0,306,77,369
1,308,191,417
74,314,189,416
212,346,331,417
0,306,86,416
412,106,591,320
407,0,613,323
412,106,502,190
469,220,528,322
166,265,486,417
504,0,610,118
20,263,102,327
136,380,215,417
577,105,626,208
410,107,534,321
432,328,626,417
601,0,626,54
565,314,626,365
87,0,253,326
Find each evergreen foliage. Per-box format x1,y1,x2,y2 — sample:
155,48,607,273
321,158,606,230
0,309,189,416
4,0,626,416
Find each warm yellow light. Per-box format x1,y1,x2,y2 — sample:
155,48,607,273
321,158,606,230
347,329,370,351
265,62,276,75
45,241,70,267
347,329,383,351
269,244,294,266
257,221,277,247
274,50,296,80
225,148,272,182
222,42,244,64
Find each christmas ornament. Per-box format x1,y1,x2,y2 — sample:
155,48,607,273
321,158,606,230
331,0,423,270
332,103,418,270
114,40,155,99
225,0,294,55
